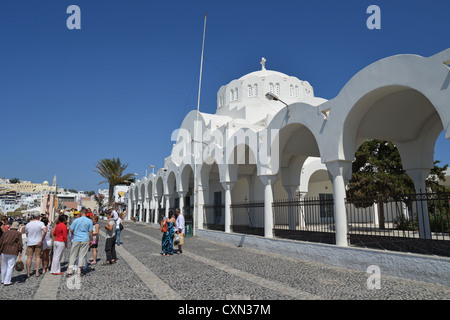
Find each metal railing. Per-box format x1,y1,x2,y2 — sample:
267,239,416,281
273,197,335,232
272,196,336,244
157,207,165,223
200,193,450,256
345,192,450,240
203,204,225,231
231,201,265,236
182,205,194,221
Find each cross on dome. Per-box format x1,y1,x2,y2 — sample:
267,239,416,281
260,57,266,70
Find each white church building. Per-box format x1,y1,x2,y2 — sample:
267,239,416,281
128,49,450,248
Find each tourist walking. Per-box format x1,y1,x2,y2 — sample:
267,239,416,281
116,213,123,246
90,215,99,265
103,210,116,265
40,217,52,274
25,214,47,278
51,215,68,275
175,208,185,254
0,222,23,286
160,211,177,256
66,208,93,277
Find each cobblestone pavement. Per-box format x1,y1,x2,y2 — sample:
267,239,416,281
1,220,449,301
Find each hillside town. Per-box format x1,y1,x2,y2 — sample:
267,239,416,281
0,177,130,220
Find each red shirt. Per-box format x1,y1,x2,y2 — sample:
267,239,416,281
53,222,68,242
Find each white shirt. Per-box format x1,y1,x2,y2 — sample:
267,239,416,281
112,210,119,221
25,220,46,246
116,217,122,229
176,213,185,235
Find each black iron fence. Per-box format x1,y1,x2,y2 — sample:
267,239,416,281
183,205,194,221
157,207,165,223
272,196,336,244
203,204,225,231
345,192,450,256
148,209,155,224
345,193,450,239
230,201,265,236
200,192,450,256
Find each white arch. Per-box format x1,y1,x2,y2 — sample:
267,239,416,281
299,157,329,194
319,49,450,163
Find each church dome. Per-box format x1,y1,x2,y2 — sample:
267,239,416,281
43,181,49,186
215,58,321,122
238,69,290,81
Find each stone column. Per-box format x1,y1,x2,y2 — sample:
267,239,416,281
406,168,432,239
196,184,205,231
145,198,150,223
284,185,297,230
178,191,186,214
372,201,379,228
138,200,143,222
154,196,161,224
297,192,307,229
127,197,132,221
165,194,171,216
326,160,352,247
221,182,235,233
259,175,277,238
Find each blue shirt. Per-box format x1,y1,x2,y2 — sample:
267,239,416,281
70,216,93,242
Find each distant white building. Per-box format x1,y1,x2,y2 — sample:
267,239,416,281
114,185,129,204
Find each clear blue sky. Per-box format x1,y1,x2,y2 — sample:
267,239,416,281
1,0,449,191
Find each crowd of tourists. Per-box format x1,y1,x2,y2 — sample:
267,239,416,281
0,208,123,286
0,205,187,286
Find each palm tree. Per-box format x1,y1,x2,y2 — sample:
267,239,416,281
93,158,135,208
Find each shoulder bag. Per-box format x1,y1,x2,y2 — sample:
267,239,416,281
161,219,167,233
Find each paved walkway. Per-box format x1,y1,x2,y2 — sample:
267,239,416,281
1,220,449,301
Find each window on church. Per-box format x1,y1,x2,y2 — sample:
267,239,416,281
235,88,239,100
275,83,280,96
290,85,294,97
254,84,258,96
305,88,311,97
231,90,234,101
248,85,252,97
295,86,299,98
269,83,274,93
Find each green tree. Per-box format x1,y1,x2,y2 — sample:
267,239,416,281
93,158,135,208
426,160,448,193
347,140,415,199
9,178,20,184
346,139,448,229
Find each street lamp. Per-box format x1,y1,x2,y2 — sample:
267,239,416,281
265,92,288,107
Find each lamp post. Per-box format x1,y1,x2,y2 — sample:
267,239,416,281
265,92,288,106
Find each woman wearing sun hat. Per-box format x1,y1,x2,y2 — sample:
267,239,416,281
0,222,23,286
